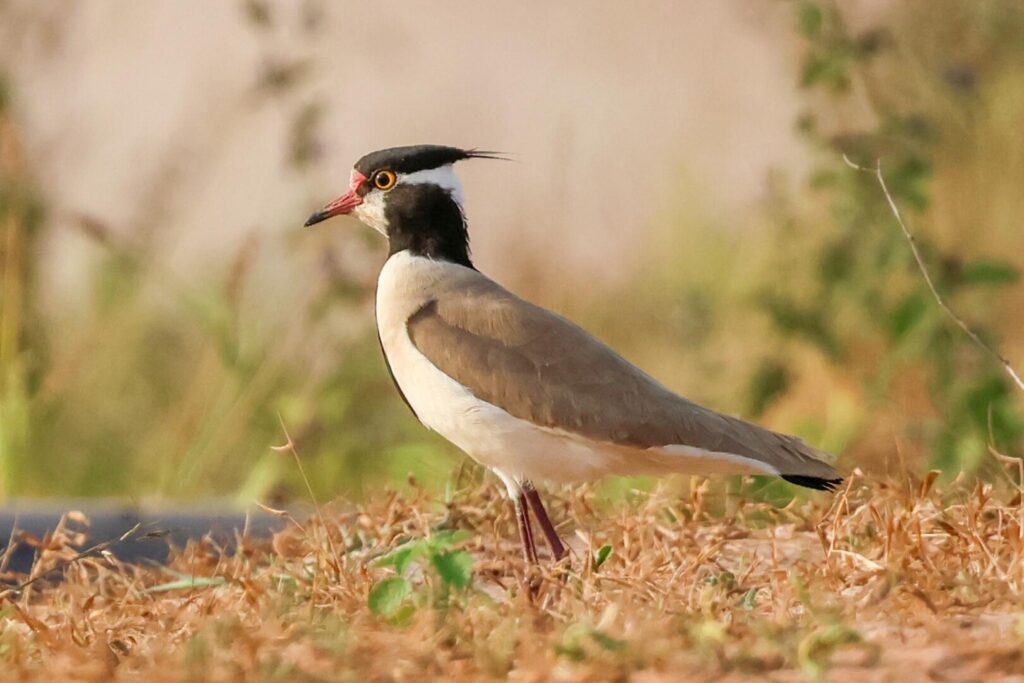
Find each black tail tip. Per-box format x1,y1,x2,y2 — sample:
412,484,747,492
781,474,844,492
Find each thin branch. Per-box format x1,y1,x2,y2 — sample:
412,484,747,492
843,155,1024,393
272,414,342,578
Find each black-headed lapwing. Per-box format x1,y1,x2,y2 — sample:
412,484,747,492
305,145,841,564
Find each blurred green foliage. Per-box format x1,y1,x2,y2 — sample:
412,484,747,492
1,1,1022,502
776,0,1024,473
0,79,48,500
0,10,458,502
605,0,1024,480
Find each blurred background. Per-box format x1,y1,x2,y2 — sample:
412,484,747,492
0,0,1021,504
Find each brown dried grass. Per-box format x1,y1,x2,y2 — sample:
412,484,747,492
3,470,1024,682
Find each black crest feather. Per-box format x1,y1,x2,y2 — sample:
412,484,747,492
354,145,508,175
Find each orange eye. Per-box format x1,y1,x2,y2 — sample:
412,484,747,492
373,170,397,190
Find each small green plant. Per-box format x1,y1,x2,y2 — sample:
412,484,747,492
591,543,613,571
367,576,412,619
367,528,474,620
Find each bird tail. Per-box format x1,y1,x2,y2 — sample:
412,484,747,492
780,474,843,491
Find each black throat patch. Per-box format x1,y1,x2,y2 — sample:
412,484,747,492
384,183,472,268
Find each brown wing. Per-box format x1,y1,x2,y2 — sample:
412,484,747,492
406,274,839,481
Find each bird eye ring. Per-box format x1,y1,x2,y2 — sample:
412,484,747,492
373,170,397,191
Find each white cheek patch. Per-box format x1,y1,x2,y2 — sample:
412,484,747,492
399,165,465,207
353,164,465,236
353,191,388,236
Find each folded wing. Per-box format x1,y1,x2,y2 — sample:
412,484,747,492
407,271,840,486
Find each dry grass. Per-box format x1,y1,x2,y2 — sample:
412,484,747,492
3,471,1024,682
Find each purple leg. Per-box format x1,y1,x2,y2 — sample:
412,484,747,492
523,480,567,560
513,492,539,565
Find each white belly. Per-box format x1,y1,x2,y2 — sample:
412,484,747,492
375,251,779,484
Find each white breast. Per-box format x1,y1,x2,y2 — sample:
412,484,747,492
375,251,780,485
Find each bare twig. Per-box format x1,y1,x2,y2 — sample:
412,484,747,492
272,414,342,578
844,155,1024,393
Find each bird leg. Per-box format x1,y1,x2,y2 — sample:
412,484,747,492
513,492,539,565
522,480,567,561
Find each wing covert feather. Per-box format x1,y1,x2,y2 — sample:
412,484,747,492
406,275,837,478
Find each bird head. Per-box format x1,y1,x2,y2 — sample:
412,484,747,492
307,144,499,222
304,146,504,267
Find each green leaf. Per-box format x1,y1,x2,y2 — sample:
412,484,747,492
889,291,928,340
373,540,428,574
145,576,225,593
886,155,932,210
554,641,585,662
389,604,417,625
589,629,626,652
797,2,823,38
742,587,758,610
368,577,412,617
592,544,613,571
961,259,1020,287
374,531,470,576
801,52,851,92
430,550,473,588
757,292,842,359
745,360,791,417
428,529,472,550
555,625,587,662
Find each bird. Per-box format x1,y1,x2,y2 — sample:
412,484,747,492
305,144,841,564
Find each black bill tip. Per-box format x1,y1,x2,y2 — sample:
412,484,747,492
304,211,328,227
